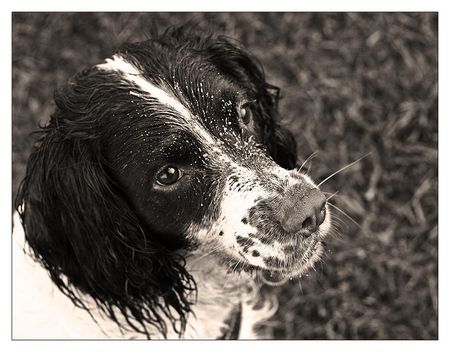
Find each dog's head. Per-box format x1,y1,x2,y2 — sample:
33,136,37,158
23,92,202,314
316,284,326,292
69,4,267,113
16,27,330,337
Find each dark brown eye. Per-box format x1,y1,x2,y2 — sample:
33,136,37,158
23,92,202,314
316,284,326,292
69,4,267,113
156,166,181,186
239,104,253,125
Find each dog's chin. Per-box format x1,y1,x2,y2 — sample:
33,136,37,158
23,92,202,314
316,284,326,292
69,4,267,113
224,236,325,286
257,238,324,286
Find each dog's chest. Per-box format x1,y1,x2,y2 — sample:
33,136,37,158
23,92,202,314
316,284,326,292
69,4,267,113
12,218,262,339
181,255,249,338
182,254,277,339
13,247,249,339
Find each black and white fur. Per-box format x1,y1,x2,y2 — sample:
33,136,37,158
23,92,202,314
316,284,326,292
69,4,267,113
13,26,331,339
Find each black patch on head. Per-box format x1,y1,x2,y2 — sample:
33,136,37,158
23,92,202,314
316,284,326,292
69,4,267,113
241,217,248,224
107,126,214,247
252,250,260,257
15,102,196,338
218,230,224,236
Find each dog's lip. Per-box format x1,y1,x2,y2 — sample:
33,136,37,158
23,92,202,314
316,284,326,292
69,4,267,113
280,234,322,268
298,236,321,265
256,236,323,285
230,231,324,284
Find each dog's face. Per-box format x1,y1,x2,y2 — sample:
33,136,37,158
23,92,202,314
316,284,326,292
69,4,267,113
95,40,330,280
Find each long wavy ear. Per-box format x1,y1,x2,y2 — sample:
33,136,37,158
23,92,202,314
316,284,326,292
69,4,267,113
205,37,298,170
15,73,195,338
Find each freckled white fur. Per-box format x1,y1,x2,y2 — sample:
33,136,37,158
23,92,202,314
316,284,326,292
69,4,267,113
194,162,327,269
190,163,293,269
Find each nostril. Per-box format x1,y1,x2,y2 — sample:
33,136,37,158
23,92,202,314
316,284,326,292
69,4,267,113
301,217,313,230
300,215,316,238
317,202,327,226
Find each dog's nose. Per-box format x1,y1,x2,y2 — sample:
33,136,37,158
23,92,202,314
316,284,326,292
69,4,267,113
276,187,326,237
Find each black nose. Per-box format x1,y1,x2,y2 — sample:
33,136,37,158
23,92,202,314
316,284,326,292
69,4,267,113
276,187,326,237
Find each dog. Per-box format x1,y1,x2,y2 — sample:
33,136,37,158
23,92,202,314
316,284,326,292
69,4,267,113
13,26,331,339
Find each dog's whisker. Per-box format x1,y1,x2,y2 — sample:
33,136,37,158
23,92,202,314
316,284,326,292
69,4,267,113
326,190,339,201
222,260,242,289
297,151,318,173
322,191,343,197
297,278,304,295
190,247,221,266
326,202,361,229
318,153,371,187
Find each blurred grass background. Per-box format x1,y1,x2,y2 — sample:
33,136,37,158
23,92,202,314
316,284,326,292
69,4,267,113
12,13,437,339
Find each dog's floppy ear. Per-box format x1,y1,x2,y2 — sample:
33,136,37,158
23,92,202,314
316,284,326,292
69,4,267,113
205,37,298,170
15,70,195,338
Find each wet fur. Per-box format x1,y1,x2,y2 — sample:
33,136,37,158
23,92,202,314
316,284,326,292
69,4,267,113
14,26,305,339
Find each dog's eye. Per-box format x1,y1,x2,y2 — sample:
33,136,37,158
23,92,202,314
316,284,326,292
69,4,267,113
156,166,182,186
238,103,254,125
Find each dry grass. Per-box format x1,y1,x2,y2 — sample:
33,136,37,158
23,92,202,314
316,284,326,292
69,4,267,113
12,13,437,339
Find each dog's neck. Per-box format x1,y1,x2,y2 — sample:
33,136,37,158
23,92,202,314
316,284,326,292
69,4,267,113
186,250,252,299
184,251,278,339
180,252,254,338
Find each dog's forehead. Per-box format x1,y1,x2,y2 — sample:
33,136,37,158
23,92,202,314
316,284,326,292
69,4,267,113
97,52,261,164
104,48,245,120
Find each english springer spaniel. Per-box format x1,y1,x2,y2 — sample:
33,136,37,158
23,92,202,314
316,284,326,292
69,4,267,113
13,26,331,339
